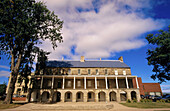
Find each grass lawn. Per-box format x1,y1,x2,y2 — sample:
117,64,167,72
0,101,24,109
121,102,170,108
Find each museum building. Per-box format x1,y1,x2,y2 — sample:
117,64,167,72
28,56,141,102
8,56,162,102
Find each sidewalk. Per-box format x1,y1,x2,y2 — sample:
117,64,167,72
2,102,170,111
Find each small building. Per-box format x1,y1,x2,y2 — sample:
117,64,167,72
137,77,162,96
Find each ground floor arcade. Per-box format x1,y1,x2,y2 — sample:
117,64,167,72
31,89,140,103
30,75,140,102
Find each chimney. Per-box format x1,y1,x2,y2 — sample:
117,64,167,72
118,56,123,62
80,56,85,62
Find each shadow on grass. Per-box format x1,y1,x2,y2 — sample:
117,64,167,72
0,101,27,109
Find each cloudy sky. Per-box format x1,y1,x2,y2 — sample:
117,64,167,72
0,0,170,93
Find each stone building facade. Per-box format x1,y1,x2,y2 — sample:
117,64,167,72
29,56,141,102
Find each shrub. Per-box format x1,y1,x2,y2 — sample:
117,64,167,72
156,100,160,103
126,99,131,103
160,99,165,103
166,100,170,103
133,99,137,103
144,99,152,103
140,99,144,103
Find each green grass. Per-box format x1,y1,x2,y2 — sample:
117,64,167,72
0,101,24,109
120,102,170,108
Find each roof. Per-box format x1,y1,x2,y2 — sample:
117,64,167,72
46,60,130,68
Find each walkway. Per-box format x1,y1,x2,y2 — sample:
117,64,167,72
2,102,170,111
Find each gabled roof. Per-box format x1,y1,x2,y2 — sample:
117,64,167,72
46,60,130,68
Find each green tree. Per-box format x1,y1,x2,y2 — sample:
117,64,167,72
0,82,7,97
146,25,170,83
0,0,63,104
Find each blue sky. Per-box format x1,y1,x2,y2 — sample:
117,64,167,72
0,0,170,93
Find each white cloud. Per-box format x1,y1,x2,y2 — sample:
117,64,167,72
0,65,9,70
37,0,168,60
161,85,170,93
0,71,10,77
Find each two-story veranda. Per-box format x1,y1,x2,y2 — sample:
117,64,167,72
30,56,140,103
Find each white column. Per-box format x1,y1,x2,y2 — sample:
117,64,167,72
136,77,139,88
28,78,31,88
125,77,129,89
95,77,97,89
52,76,54,89
62,77,65,89
41,76,43,89
74,76,76,89
84,77,86,89
105,77,108,89
116,77,118,89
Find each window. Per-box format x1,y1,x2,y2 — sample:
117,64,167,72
155,92,161,96
88,69,91,75
67,81,71,87
115,70,118,75
62,69,65,74
105,69,107,75
96,69,99,75
123,70,126,75
57,81,61,88
150,92,155,96
48,80,51,86
77,81,81,87
88,93,91,99
78,69,81,75
58,69,61,74
68,69,71,74
97,81,100,87
77,93,81,99
88,81,92,87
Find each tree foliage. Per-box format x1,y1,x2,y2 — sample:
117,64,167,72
0,0,63,103
0,82,7,96
146,25,170,83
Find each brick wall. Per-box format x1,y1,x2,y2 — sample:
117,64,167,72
135,77,162,96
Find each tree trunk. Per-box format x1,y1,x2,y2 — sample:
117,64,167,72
27,88,32,102
4,74,17,104
4,52,22,104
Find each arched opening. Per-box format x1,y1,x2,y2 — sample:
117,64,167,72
131,91,137,100
120,91,127,101
76,92,84,102
65,92,72,102
109,91,116,101
98,91,106,102
31,90,40,102
53,92,61,102
42,91,50,102
87,92,95,102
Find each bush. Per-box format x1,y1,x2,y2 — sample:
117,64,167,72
166,100,170,103
140,99,144,103
133,99,137,103
156,100,160,103
126,99,131,103
160,99,165,103
144,99,152,103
